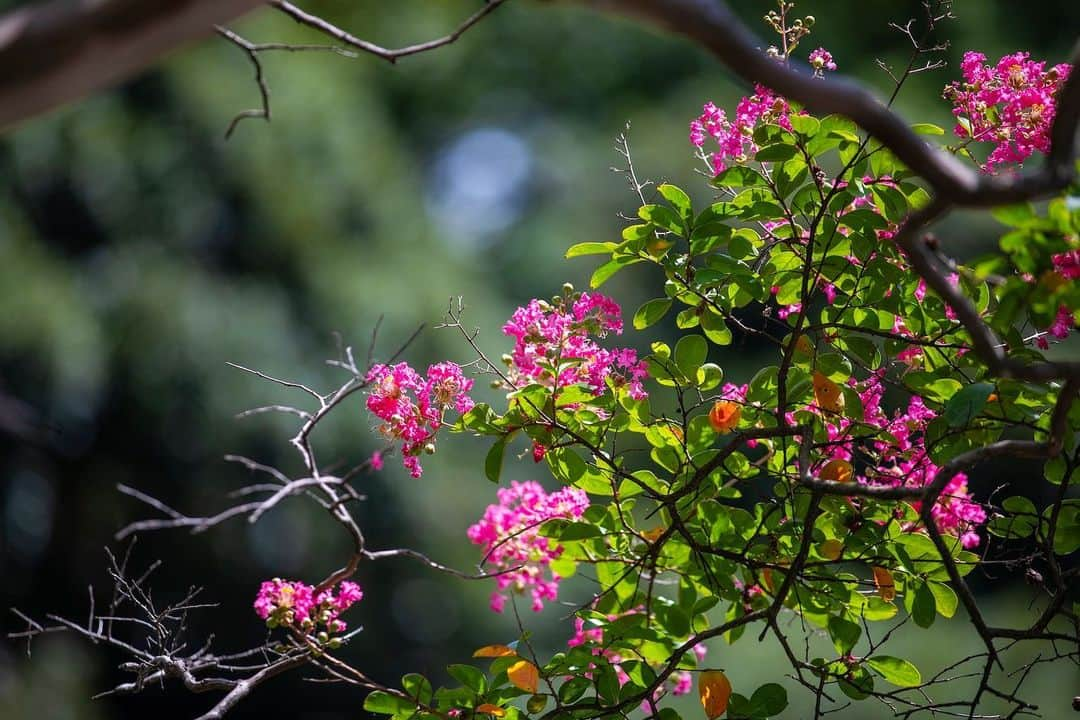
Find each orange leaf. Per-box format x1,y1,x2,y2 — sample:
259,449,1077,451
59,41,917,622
698,670,733,719
507,659,539,693
641,526,666,543
872,566,896,602
708,401,742,434
812,371,845,414
473,644,517,658
819,459,853,484
794,333,815,358
646,236,675,258
761,567,775,593
475,704,506,717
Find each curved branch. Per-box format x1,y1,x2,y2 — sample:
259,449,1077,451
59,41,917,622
576,0,1080,207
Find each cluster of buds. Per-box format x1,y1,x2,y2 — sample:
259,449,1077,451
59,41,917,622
763,1,815,60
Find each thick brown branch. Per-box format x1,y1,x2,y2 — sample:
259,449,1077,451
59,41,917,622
0,0,267,131
576,0,1080,206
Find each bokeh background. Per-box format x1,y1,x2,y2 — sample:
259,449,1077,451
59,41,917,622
2,0,1079,718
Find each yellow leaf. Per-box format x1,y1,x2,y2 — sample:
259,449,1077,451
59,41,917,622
698,670,733,719
872,566,896,602
819,459,853,483
507,659,539,693
819,539,844,561
812,371,844,414
475,704,505,717
473,644,517,658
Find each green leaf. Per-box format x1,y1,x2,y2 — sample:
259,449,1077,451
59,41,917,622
701,310,733,346
988,495,1039,539
828,615,862,654
364,691,414,715
754,143,798,162
633,298,673,330
402,674,433,705
911,122,945,135
1050,502,1080,555
749,683,788,716
447,664,487,693
558,677,590,704
711,166,768,189
566,242,616,258
943,382,994,427
928,582,958,618
910,581,936,628
674,334,708,378
658,183,692,222
991,203,1036,228
639,204,684,235
788,114,820,138
485,438,508,484
590,256,641,288
866,656,922,687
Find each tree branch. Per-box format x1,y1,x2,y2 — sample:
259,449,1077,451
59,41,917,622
0,0,267,130
574,0,1080,207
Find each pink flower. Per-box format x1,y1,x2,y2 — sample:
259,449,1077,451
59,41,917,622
502,292,647,400
369,450,384,471
945,51,1071,171
365,361,474,478
691,84,791,174
468,481,588,612
808,47,837,75
1052,250,1080,279
254,579,363,633
1049,305,1073,340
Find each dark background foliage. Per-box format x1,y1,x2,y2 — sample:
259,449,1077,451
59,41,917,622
2,1,1078,717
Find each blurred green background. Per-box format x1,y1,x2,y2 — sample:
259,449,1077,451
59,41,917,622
1,0,1078,718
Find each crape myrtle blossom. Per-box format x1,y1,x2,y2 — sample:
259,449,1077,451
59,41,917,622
691,85,792,175
724,372,986,547
566,612,707,711
365,361,474,478
690,44,835,175
810,373,986,548
808,47,837,75
254,579,363,634
502,291,648,401
468,481,589,612
945,51,1072,171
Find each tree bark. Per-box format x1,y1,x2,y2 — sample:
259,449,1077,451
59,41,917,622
0,0,266,131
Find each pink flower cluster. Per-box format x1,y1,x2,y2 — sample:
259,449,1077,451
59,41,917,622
726,371,986,547
502,292,647,400
254,578,363,633
567,614,707,708
690,46,835,175
365,361,474,478
816,372,986,547
945,51,1072,171
690,84,792,175
1037,305,1074,350
467,480,589,612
